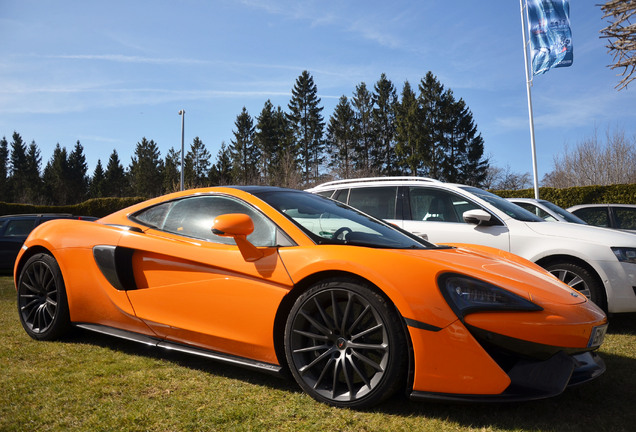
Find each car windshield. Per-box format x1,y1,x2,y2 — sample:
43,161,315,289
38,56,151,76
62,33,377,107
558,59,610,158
255,190,433,249
460,187,544,222
540,200,587,224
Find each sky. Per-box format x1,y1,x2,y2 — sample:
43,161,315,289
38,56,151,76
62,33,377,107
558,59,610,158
1,0,634,184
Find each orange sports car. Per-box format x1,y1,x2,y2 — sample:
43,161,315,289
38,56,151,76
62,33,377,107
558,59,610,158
15,186,607,408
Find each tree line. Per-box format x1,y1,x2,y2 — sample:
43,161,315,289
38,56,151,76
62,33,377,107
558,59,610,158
0,71,489,205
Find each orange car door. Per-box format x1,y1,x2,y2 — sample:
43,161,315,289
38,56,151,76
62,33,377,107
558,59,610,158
119,195,294,364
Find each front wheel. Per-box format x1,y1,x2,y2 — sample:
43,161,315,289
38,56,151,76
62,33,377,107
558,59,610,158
17,253,71,340
545,262,607,311
284,278,407,408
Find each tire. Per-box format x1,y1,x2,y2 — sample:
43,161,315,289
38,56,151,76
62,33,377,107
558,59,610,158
17,253,71,340
545,261,607,311
284,278,407,408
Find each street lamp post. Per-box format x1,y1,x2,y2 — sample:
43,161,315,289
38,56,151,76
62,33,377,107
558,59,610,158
178,110,185,191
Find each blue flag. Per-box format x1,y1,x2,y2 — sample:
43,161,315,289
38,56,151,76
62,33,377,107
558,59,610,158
526,0,573,75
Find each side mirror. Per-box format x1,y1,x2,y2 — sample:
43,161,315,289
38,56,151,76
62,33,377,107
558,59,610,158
212,213,254,237
463,209,493,226
212,214,263,262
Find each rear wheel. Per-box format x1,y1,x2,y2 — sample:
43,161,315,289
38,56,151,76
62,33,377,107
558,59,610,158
545,262,607,310
284,278,407,408
17,253,71,340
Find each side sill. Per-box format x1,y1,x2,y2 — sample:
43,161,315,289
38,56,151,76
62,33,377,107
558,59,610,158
75,323,283,376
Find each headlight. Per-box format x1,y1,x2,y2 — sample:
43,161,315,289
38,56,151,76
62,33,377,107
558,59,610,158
611,247,636,264
439,273,543,318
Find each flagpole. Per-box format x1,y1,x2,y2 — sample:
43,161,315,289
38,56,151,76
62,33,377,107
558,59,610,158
520,0,540,199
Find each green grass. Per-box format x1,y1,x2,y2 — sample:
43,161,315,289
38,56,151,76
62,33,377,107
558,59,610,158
1,275,635,432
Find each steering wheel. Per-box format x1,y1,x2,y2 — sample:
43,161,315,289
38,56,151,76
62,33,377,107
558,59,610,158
332,227,352,240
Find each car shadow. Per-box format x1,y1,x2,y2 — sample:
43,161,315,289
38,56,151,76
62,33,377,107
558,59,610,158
62,315,636,431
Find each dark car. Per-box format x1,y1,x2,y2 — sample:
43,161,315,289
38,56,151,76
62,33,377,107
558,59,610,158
567,204,636,233
0,214,96,273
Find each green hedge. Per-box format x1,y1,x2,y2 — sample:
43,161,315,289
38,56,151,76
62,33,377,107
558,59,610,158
493,184,636,208
0,197,146,218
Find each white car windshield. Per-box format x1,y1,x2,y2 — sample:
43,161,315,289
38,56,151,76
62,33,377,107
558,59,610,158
460,187,544,222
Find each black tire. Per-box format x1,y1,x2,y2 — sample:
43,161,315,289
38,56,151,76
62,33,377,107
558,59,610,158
17,253,71,340
545,261,607,311
284,278,407,408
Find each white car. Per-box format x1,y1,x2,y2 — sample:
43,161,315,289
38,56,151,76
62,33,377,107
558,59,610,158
506,198,587,224
567,203,636,233
307,177,636,313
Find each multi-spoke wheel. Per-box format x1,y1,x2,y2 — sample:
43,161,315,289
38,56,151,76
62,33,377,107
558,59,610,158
284,278,407,408
17,253,71,340
545,262,607,311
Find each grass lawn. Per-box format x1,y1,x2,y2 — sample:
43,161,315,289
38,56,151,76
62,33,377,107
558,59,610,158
1,275,635,431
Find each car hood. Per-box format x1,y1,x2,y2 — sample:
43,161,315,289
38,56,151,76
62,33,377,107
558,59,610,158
394,246,586,307
523,220,636,245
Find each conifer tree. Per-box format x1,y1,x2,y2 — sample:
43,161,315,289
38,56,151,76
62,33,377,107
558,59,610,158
103,150,128,197
351,82,375,176
287,70,325,185
67,141,89,203
129,138,163,197
395,81,424,175
0,137,8,202
255,100,280,185
42,144,70,205
418,72,446,179
163,147,181,193
230,107,259,185
209,142,233,186
89,160,106,198
326,96,356,179
9,132,29,203
23,141,43,203
371,74,398,175
184,137,211,188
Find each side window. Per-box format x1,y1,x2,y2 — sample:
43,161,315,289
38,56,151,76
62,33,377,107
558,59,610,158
332,189,349,204
408,188,480,223
134,195,277,246
3,219,36,237
614,207,636,230
515,203,555,221
347,187,397,219
573,207,609,228
315,190,334,198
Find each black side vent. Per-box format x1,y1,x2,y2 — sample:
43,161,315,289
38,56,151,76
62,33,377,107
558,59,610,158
93,245,137,291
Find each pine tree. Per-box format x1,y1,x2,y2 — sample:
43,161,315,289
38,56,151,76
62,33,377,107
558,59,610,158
255,100,280,185
89,160,106,198
326,96,356,179
9,132,29,203
418,72,446,179
129,138,163,197
103,150,128,197
395,81,424,175
163,147,181,193
0,137,8,202
68,141,89,204
230,107,259,185
24,141,43,204
209,142,233,186
42,144,70,205
371,74,398,175
184,137,211,188
287,70,325,185
351,82,376,176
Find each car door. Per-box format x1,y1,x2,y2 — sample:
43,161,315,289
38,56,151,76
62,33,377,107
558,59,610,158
120,194,294,364
0,218,36,272
401,186,510,250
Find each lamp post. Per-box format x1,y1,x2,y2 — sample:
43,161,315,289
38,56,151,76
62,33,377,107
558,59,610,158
178,110,185,191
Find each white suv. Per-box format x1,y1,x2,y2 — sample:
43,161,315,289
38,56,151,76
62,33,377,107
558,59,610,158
307,177,636,313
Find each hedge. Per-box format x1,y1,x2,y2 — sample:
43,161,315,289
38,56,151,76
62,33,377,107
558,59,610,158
492,184,636,208
1,184,635,218
0,197,146,218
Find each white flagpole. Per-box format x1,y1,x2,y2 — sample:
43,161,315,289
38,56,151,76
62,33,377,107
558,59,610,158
520,0,540,199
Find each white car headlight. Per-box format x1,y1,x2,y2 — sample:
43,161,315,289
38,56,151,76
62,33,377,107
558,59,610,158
611,247,636,264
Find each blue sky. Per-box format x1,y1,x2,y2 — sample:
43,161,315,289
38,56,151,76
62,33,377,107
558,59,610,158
1,0,633,183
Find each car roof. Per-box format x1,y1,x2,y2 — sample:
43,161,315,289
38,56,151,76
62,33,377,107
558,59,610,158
507,198,549,204
568,204,636,210
308,176,445,190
